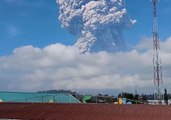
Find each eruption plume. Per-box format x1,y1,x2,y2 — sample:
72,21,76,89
57,0,136,53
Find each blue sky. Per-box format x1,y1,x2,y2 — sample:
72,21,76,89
125,0,171,44
0,0,76,56
0,0,171,56
1,0,171,93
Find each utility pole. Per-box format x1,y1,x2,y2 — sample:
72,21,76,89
151,0,163,103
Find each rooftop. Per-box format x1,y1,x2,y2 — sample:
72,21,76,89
0,102,171,120
0,92,80,103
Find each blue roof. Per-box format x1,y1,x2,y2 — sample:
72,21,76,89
0,92,80,103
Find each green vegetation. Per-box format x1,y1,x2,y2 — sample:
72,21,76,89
37,89,77,95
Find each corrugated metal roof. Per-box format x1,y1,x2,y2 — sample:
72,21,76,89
0,102,171,120
0,92,80,103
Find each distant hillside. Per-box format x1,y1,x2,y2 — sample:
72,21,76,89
37,89,77,95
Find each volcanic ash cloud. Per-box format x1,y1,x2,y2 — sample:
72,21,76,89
56,0,136,53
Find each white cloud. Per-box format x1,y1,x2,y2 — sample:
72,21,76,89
0,38,171,93
134,37,152,51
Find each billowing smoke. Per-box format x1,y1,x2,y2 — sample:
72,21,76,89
57,0,136,53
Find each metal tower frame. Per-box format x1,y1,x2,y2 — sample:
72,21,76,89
151,0,163,103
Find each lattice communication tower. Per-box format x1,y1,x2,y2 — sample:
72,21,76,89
151,0,163,103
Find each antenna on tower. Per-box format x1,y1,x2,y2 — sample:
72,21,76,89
151,0,163,103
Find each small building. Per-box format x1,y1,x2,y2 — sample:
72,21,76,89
0,91,80,103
